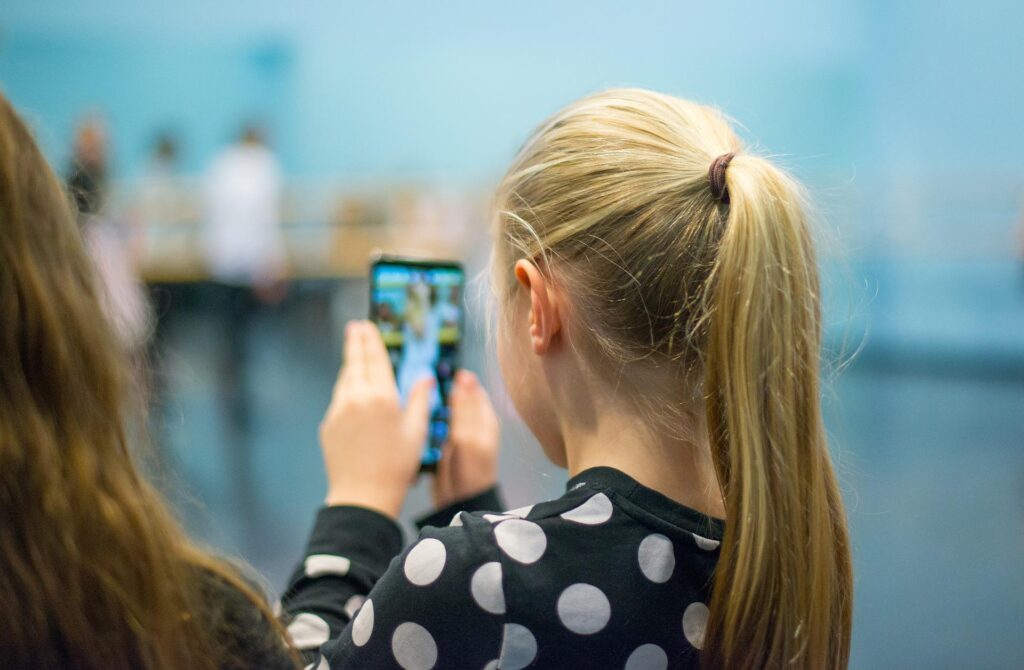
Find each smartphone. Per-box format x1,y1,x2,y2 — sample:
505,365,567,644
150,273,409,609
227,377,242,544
369,255,465,471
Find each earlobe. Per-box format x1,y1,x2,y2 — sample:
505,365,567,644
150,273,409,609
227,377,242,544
514,259,560,356
529,313,547,355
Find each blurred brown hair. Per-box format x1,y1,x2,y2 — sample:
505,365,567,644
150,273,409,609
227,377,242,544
0,92,296,668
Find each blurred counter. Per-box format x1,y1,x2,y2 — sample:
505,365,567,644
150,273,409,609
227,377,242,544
119,180,487,283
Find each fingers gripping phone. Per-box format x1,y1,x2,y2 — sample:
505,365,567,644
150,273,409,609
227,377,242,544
369,256,465,472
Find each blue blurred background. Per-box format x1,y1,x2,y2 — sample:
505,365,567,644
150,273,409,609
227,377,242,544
2,2,1023,668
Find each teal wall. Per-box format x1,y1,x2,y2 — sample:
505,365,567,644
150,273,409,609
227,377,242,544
1,1,871,180
4,1,1021,180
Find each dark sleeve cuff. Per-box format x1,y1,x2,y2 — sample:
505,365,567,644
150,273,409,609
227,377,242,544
307,505,404,573
415,486,505,530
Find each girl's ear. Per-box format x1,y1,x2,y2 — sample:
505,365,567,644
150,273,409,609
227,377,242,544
514,259,562,355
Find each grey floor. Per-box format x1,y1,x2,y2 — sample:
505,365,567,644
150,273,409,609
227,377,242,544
152,263,1024,670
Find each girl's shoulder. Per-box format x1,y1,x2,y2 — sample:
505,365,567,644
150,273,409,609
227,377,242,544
413,481,716,669
440,473,723,565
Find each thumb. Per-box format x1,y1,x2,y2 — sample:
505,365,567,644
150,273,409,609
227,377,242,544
403,376,435,435
447,369,476,427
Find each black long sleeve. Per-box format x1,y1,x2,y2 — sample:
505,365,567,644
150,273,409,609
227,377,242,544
279,506,405,658
279,488,507,667
280,470,722,669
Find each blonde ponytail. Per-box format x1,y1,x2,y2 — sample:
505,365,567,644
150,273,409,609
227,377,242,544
494,88,853,669
703,156,852,668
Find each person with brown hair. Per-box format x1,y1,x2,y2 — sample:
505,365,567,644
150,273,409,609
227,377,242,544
0,91,301,669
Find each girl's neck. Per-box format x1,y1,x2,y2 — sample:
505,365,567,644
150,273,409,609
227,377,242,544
562,407,726,520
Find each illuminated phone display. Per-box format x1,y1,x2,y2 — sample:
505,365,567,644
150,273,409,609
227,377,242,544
370,258,464,470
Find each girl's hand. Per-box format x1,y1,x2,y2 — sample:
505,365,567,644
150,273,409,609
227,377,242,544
432,370,500,510
320,320,434,519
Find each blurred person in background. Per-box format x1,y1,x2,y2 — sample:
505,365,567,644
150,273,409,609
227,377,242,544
280,89,852,670
138,131,183,231
0,92,301,670
67,113,151,354
137,131,188,468
66,114,109,225
202,123,287,508
203,123,286,294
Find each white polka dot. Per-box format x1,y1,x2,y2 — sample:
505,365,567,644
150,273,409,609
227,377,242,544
287,612,330,649
483,513,515,523
560,492,613,525
493,519,547,564
557,583,611,635
482,661,498,670
498,623,537,670
351,598,374,647
503,504,534,518
624,643,668,670
391,621,438,670
638,534,675,583
450,512,464,526
404,538,447,586
303,657,331,670
682,602,709,649
304,554,351,578
470,561,506,614
693,533,720,551
343,594,366,620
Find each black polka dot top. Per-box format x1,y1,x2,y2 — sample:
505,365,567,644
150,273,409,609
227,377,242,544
280,467,725,670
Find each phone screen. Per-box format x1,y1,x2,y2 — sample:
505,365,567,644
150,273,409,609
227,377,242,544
370,258,464,470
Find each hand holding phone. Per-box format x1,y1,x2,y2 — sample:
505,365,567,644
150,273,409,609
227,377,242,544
319,321,434,518
431,369,501,509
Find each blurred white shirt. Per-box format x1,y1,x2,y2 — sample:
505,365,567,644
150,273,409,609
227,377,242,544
203,143,285,285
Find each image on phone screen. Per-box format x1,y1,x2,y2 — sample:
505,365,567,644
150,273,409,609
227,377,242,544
370,258,464,469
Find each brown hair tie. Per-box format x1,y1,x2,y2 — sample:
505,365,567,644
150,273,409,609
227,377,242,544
708,152,736,204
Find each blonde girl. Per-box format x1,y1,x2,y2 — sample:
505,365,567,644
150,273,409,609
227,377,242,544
282,88,852,669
